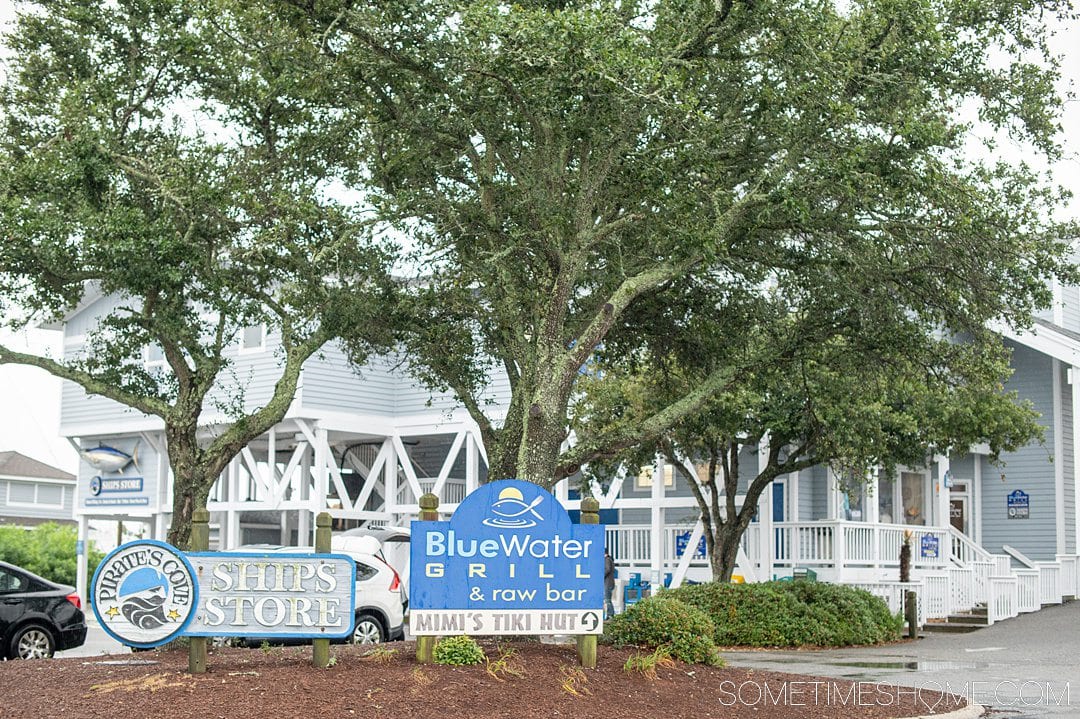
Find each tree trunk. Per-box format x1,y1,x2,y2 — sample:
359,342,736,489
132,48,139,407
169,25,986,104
164,426,212,550
710,521,747,583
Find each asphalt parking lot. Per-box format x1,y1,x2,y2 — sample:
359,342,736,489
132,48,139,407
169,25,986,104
723,600,1080,717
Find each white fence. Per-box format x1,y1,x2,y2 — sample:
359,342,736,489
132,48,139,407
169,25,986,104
1015,569,1041,613
1035,562,1062,606
847,580,927,627
988,575,1018,624
1057,555,1079,599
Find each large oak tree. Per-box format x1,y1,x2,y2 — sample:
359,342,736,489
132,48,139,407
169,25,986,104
0,0,392,547
283,0,1076,489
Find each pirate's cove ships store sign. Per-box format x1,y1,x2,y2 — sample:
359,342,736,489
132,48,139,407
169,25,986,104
91,540,354,648
411,479,604,635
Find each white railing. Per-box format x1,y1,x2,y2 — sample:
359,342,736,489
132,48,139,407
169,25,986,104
1036,562,1062,605
395,477,467,506
947,566,975,614
1055,555,1078,599
773,523,833,566
949,525,995,564
606,525,653,564
1015,568,1041,613
921,572,951,619
993,554,1012,575
988,575,1018,625
969,560,993,605
768,521,949,571
847,580,927,627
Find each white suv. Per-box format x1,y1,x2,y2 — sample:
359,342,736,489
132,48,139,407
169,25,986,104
233,539,405,645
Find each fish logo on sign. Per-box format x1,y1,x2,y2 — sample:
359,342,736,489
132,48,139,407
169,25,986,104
482,486,544,529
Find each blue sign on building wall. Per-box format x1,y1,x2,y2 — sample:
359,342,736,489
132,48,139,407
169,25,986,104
920,535,939,559
410,479,604,636
1007,490,1030,519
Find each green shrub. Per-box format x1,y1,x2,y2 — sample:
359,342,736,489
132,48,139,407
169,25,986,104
667,581,902,648
603,595,722,665
433,635,486,665
0,523,104,587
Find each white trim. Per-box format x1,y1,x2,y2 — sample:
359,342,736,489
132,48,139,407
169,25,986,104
973,455,983,546
1074,365,1080,554
1054,359,1067,553
995,320,1080,366
0,474,74,485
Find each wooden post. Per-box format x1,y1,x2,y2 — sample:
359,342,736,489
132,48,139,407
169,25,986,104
577,497,600,669
313,512,332,668
905,590,919,639
189,508,210,675
416,493,439,664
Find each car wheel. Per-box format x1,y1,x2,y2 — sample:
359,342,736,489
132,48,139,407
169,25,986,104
351,614,385,645
12,624,55,660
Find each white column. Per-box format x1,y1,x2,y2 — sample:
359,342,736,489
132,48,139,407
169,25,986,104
76,515,89,602
384,438,400,522
465,432,479,495
227,457,242,548
865,470,880,524
1053,359,1066,553
973,454,983,546
758,437,773,582
825,467,842,520
788,470,800,523
298,442,311,545
649,455,665,588
935,454,951,529
1073,365,1080,553
866,469,880,570
314,425,330,545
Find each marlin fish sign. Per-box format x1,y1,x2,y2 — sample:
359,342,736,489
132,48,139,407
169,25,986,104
80,442,139,474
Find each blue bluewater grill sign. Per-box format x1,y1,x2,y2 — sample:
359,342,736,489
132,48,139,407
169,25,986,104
410,479,604,635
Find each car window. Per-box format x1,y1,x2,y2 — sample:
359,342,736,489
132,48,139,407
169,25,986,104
355,562,378,583
0,568,28,593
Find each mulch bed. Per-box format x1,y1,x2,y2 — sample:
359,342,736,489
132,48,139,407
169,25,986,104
0,641,967,719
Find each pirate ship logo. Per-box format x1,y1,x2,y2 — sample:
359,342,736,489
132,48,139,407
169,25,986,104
91,540,197,648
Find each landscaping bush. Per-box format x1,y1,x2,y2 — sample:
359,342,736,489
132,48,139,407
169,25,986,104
667,581,902,647
603,595,722,665
433,635,486,665
0,522,103,587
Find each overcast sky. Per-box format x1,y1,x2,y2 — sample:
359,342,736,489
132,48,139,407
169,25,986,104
0,2,1078,473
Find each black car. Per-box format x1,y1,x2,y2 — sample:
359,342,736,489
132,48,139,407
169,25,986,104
0,560,87,659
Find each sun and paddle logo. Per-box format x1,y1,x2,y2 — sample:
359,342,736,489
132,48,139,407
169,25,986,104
92,540,197,648
482,485,544,528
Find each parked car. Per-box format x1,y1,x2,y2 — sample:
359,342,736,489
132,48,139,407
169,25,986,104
337,526,411,603
230,539,405,646
0,560,87,659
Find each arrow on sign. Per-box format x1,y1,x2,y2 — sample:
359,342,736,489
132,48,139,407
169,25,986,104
581,612,599,631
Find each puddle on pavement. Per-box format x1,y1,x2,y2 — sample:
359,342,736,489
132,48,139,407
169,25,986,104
735,657,992,672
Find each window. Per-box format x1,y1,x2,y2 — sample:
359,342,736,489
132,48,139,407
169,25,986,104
6,481,64,507
0,568,28,593
355,562,378,583
143,343,166,369
901,471,926,525
635,464,675,489
239,324,265,353
878,472,895,524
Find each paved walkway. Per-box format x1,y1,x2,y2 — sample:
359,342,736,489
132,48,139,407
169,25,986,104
724,600,1079,717
56,616,129,659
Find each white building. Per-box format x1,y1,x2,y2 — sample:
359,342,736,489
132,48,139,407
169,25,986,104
56,288,1080,630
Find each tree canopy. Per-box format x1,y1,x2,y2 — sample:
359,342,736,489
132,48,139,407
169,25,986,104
283,0,1077,488
0,0,392,546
